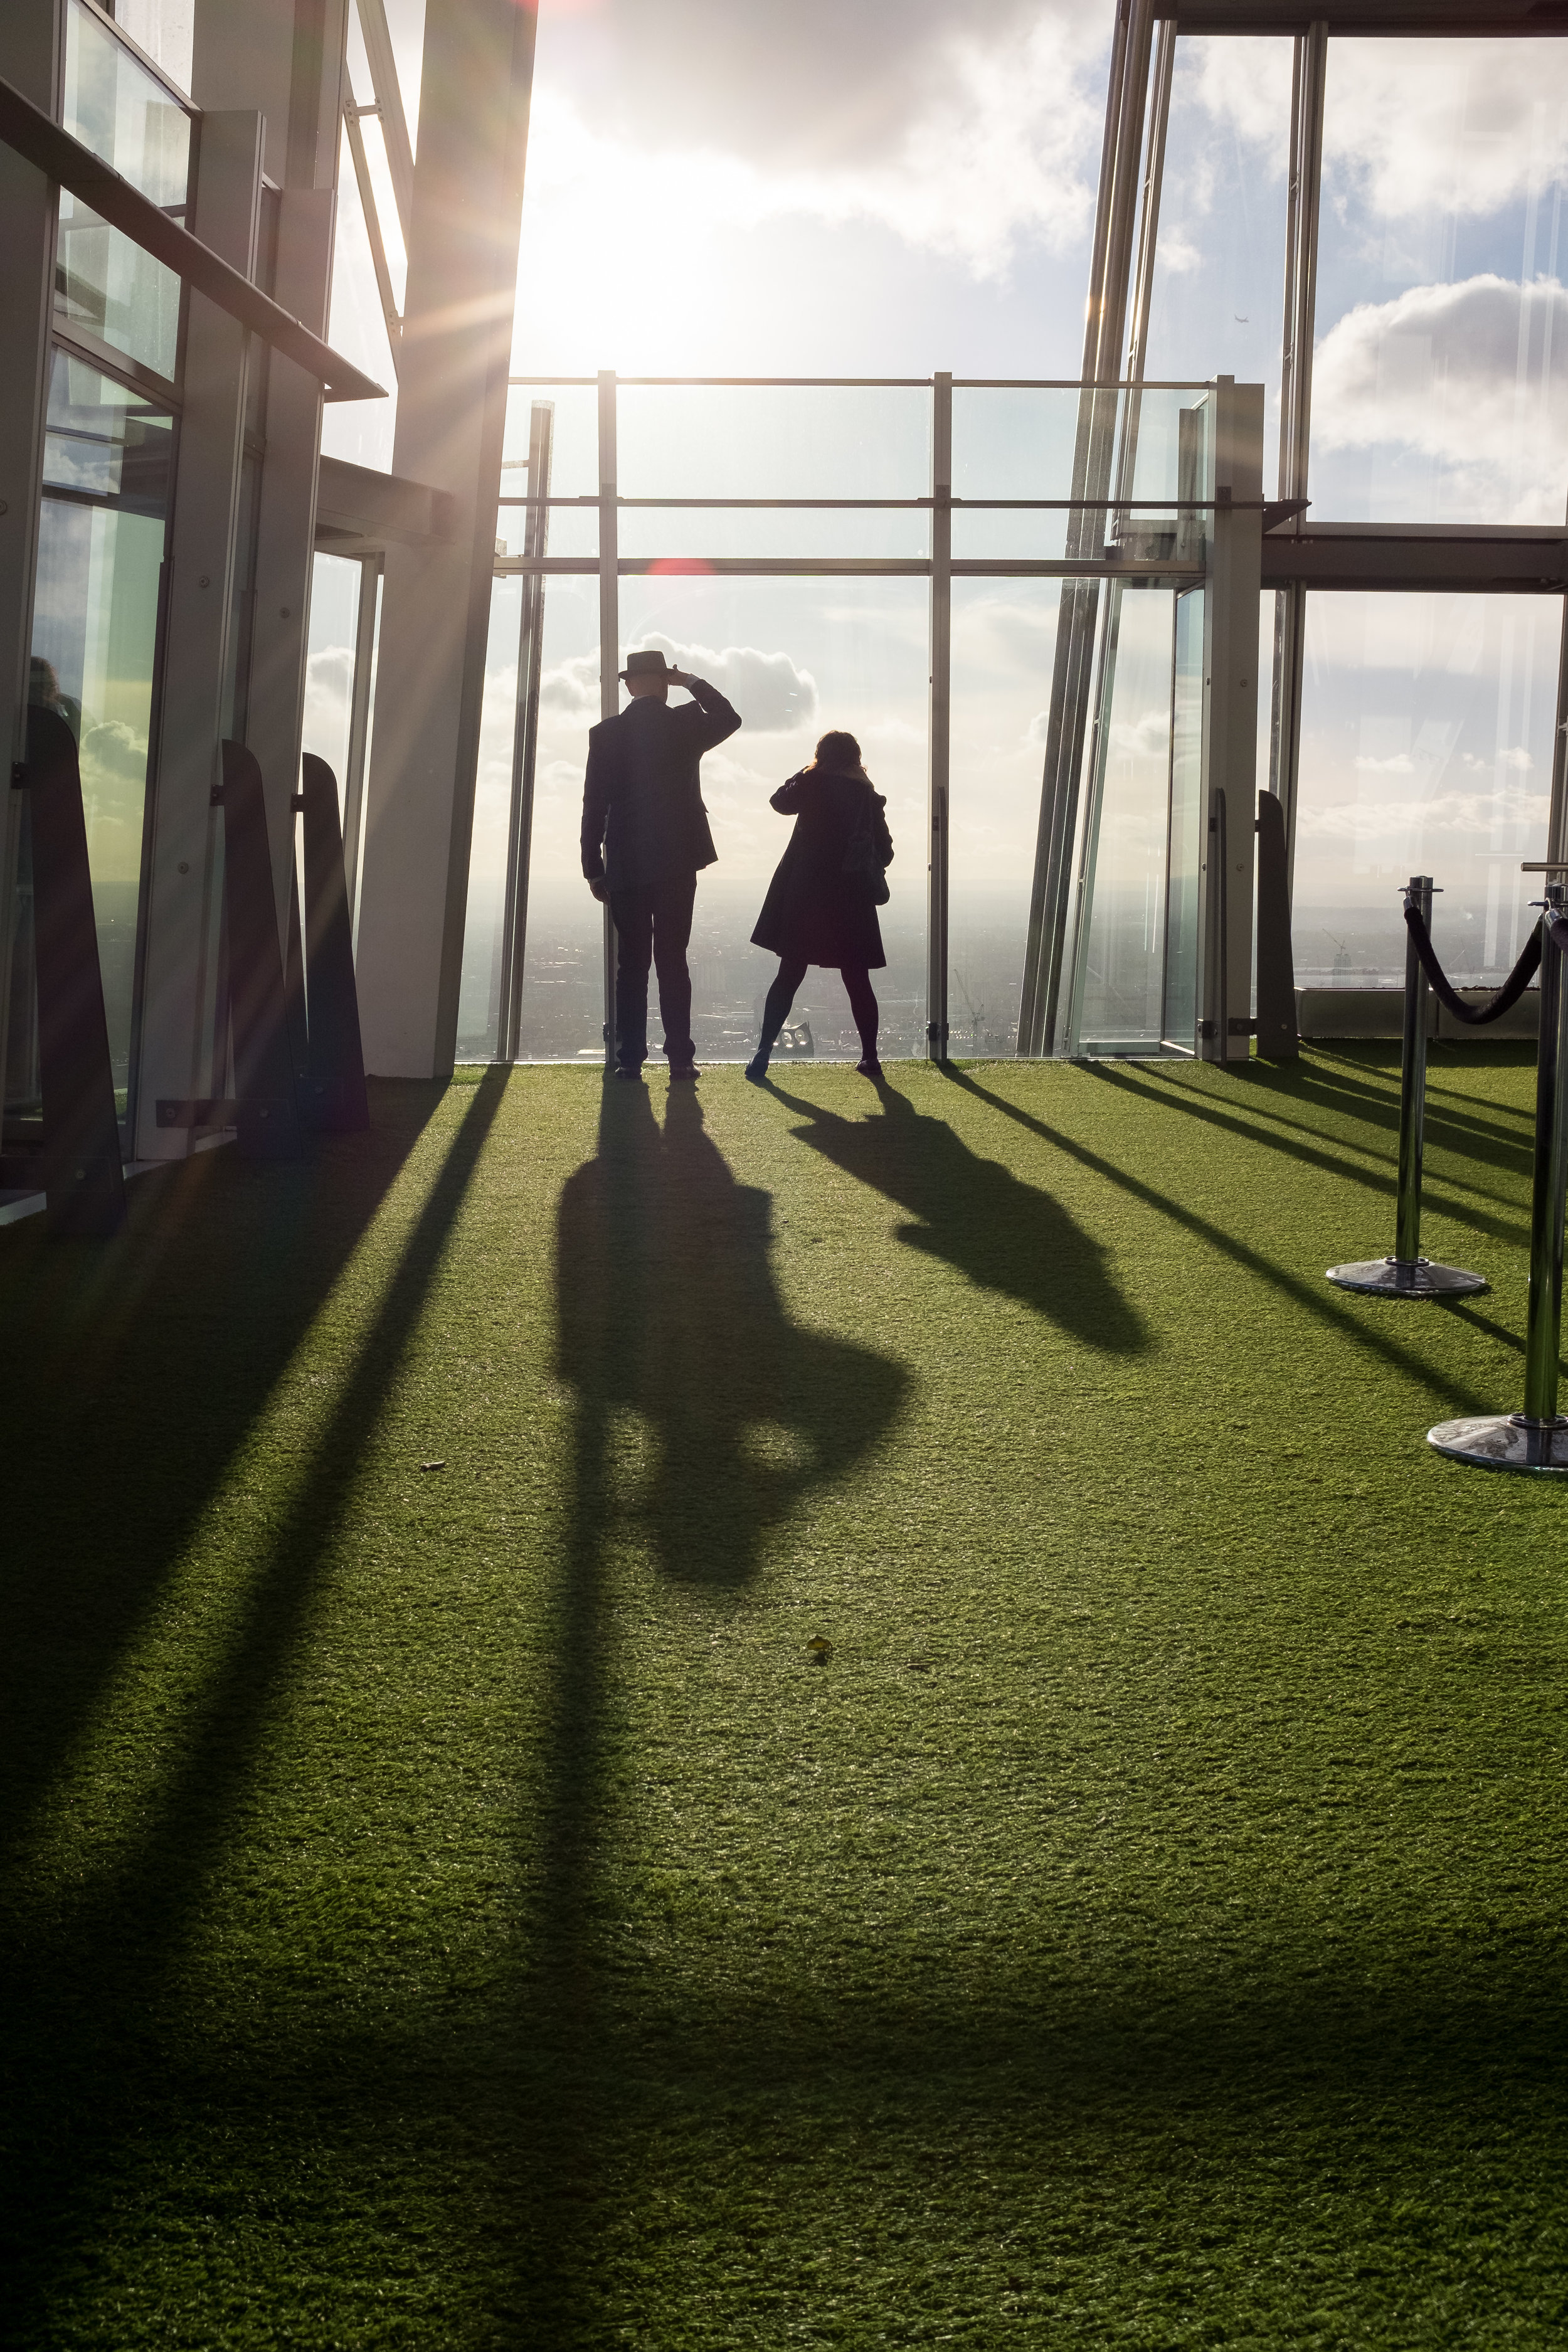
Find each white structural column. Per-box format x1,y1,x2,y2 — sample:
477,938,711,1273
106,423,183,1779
354,0,538,1078
192,0,353,931
132,110,265,1161
1197,376,1266,1066
927,373,951,1062
598,370,618,1067
0,0,60,1120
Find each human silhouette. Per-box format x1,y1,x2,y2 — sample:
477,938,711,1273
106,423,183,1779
580,647,740,1084
746,729,893,1082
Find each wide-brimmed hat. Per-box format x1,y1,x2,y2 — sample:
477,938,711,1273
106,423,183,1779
619,648,675,682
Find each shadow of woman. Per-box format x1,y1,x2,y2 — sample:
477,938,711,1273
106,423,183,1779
554,1080,909,1591
763,1075,1148,1355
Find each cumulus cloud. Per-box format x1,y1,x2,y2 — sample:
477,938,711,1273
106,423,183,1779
1109,709,1170,761
1465,746,1535,773
527,1,1108,280
541,637,818,734
1353,751,1416,775
1311,273,1568,517
1181,35,1568,221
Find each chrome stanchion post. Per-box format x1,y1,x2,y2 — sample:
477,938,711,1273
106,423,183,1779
1327,873,1485,1298
1429,882,1568,1473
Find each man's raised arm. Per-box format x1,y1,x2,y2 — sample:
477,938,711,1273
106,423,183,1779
674,671,741,751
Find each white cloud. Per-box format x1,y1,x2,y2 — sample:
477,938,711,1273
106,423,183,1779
541,636,818,734
522,4,1108,290
1311,274,1568,517
1109,709,1170,761
1182,34,1568,221
1298,785,1549,842
632,635,818,734
1465,746,1535,774
1353,751,1416,775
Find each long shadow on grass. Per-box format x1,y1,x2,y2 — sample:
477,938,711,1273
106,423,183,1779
1090,1059,1530,1237
942,1067,1496,1417
0,1069,508,2338
554,1079,909,1592
0,1078,452,1861
510,1081,910,2337
761,1074,1148,1353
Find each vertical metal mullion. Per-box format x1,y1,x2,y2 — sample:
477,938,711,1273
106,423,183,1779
341,553,379,931
928,373,951,1063
497,400,551,1062
342,103,402,371
598,370,618,1069
1547,583,1568,869
1271,19,1326,895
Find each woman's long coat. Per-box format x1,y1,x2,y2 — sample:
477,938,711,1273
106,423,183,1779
751,769,893,969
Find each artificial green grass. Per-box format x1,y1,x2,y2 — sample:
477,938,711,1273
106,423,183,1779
3,1048,1567,2348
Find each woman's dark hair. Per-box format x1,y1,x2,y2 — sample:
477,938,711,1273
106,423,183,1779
808,729,864,774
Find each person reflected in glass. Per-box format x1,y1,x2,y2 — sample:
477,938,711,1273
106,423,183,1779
581,647,741,1083
746,730,893,1083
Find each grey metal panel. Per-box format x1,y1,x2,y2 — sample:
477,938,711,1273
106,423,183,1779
0,66,384,400
1260,532,1568,590
315,455,456,548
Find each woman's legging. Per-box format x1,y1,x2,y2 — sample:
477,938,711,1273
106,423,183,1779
758,958,879,1063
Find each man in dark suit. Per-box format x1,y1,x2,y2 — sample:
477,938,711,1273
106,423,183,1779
581,647,741,1081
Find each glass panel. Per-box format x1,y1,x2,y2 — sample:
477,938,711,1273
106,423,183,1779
319,121,398,470
948,579,1063,1057
58,1,190,381
506,384,597,499
302,553,364,802
1069,588,1180,1052
1291,592,1556,992
618,508,926,561
110,0,194,93
1162,588,1205,1053
512,576,602,1061
457,576,529,1060
611,576,929,1061
1312,38,1568,522
25,350,174,1103
1142,38,1291,439
617,386,929,501
952,386,1207,562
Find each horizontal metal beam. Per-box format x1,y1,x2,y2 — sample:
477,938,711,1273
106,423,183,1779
492,556,1205,581
0,70,385,401
1165,0,1565,28
1261,525,1568,592
314,455,455,550
504,374,1216,391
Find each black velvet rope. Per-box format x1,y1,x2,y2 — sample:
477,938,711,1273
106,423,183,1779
1402,899,1544,1024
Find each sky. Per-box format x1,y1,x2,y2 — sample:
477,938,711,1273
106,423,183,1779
307,3,1568,1046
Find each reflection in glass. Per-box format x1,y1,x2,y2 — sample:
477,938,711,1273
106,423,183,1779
1312,38,1568,522
110,0,194,93
948,580,1062,1056
1142,38,1291,440
1162,589,1205,1052
302,553,364,796
1069,588,1180,1052
56,0,189,380
320,120,398,470
21,351,173,1102
1292,593,1555,991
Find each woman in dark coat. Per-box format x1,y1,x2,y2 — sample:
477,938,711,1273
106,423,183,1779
746,730,894,1081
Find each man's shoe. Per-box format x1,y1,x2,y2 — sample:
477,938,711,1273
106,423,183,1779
855,1058,884,1079
668,1063,699,1083
613,1064,644,1083
744,1055,770,1084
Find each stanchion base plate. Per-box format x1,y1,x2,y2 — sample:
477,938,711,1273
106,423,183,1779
1326,1255,1486,1298
1428,1413,1568,1474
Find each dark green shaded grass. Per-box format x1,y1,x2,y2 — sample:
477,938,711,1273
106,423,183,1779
3,1047,1566,2348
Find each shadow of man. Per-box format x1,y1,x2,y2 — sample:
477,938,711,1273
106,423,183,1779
554,1080,909,1591
765,1074,1147,1355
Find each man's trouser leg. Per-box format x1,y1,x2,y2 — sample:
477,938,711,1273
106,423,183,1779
651,871,698,1065
608,885,654,1070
